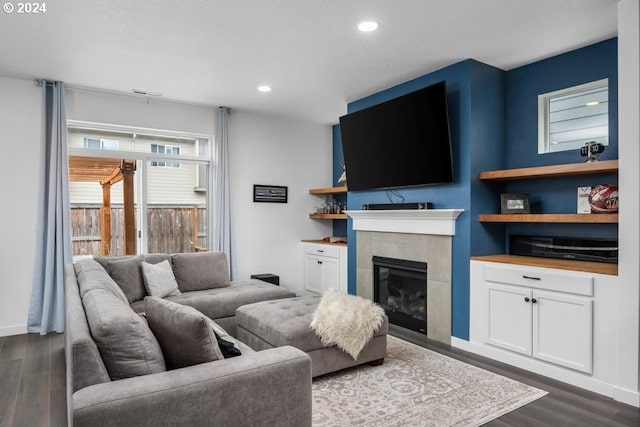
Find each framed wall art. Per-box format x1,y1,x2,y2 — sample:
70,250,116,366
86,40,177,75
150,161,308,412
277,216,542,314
253,185,288,203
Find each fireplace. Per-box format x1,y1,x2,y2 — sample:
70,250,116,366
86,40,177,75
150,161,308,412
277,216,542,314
373,256,428,335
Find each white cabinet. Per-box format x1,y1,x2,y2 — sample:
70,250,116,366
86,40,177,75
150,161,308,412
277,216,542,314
487,282,593,373
466,260,622,401
301,242,347,294
533,290,592,372
487,283,532,355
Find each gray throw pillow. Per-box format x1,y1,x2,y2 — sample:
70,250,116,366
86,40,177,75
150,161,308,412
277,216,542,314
141,260,182,298
83,289,166,380
172,252,231,291
144,297,223,369
106,256,147,303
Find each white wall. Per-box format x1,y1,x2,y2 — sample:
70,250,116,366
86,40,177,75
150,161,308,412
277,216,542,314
0,76,43,336
229,110,333,294
616,0,640,406
65,88,216,135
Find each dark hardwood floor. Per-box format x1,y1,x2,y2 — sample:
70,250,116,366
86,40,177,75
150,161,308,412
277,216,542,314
1,330,638,427
0,333,66,427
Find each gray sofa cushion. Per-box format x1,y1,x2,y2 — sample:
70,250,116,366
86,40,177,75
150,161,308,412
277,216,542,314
74,259,128,305
105,256,146,303
144,297,223,369
152,280,296,319
172,251,230,291
141,260,182,298
64,264,111,392
83,288,166,380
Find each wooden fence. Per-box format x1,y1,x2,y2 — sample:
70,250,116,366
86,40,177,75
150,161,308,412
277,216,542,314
71,205,207,256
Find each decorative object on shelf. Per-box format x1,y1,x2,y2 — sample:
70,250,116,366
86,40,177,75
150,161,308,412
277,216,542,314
500,193,531,214
577,186,592,214
314,198,342,214
588,184,618,213
580,141,605,162
253,184,287,203
337,164,347,184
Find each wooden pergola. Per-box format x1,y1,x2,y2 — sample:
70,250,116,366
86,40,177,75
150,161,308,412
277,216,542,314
68,156,137,255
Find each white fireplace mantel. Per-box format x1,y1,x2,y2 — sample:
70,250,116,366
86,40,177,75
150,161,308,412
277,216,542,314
345,209,464,236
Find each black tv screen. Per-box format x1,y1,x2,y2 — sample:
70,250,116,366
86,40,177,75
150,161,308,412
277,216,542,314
339,81,453,191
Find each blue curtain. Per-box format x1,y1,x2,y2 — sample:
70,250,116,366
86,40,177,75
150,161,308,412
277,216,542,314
213,107,235,279
27,81,71,334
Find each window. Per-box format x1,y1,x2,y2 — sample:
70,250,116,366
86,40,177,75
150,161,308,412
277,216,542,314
151,144,180,167
67,122,212,257
84,137,120,150
538,79,609,154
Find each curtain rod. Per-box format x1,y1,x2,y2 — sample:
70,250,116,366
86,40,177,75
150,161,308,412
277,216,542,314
35,79,58,87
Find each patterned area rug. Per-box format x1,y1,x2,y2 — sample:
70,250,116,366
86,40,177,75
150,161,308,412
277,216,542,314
312,336,547,427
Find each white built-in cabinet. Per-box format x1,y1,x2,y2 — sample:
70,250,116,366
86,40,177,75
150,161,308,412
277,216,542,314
301,241,347,294
487,282,593,373
467,259,621,398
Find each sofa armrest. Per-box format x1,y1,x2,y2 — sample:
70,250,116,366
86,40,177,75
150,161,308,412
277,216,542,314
72,346,311,427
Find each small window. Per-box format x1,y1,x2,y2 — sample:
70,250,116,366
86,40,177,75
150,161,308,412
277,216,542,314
84,137,120,150
151,144,180,168
538,79,609,154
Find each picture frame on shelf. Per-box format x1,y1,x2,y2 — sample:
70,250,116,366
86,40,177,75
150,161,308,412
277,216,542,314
500,193,530,214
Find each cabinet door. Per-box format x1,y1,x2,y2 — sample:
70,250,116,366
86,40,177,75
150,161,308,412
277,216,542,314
487,284,532,356
533,291,593,373
319,256,340,293
303,254,323,294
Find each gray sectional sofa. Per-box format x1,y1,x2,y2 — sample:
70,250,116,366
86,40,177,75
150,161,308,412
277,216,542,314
65,251,312,427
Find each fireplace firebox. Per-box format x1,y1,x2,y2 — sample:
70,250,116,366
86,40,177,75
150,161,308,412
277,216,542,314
373,256,428,334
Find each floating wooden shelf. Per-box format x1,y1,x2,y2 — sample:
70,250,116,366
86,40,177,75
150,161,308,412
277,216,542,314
479,160,618,181
301,239,347,247
471,254,618,276
479,213,618,223
309,186,348,195
309,213,348,220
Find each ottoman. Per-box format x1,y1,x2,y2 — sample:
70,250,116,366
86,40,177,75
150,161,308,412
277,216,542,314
236,295,388,377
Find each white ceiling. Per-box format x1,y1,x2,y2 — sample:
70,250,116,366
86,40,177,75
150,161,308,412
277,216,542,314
0,0,618,124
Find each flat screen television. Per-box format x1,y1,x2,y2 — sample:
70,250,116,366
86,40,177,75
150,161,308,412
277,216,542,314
339,81,453,191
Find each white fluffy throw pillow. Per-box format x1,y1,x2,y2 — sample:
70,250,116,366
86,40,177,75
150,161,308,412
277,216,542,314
310,289,385,360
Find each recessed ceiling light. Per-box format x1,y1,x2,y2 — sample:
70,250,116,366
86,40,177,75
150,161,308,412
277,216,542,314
358,21,379,32
585,101,599,106
257,85,272,93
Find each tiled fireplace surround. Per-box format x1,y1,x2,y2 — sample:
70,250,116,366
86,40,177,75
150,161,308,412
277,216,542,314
347,209,463,345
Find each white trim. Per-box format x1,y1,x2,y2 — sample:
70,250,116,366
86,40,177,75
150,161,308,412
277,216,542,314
451,337,640,407
0,324,27,337
345,209,463,236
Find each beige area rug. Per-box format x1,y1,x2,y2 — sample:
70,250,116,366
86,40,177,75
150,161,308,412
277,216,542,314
312,336,547,427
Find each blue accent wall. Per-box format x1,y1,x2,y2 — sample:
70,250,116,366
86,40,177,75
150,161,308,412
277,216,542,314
502,38,618,241
343,60,505,340
333,38,617,342
332,125,347,237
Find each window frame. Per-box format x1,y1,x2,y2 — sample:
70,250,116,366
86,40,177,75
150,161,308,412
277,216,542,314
68,120,214,255
538,78,609,154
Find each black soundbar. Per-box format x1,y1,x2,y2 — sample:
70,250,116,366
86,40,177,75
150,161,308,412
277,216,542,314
362,202,433,210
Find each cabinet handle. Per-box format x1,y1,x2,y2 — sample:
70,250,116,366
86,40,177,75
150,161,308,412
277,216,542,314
524,297,530,302
317,260,323,264
317,250,324,253
522,275,541,281
532,298,537,304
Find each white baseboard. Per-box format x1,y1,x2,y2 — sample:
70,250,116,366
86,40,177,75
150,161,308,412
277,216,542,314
0,324,27,337
613,386,640,407
451,337,640,408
